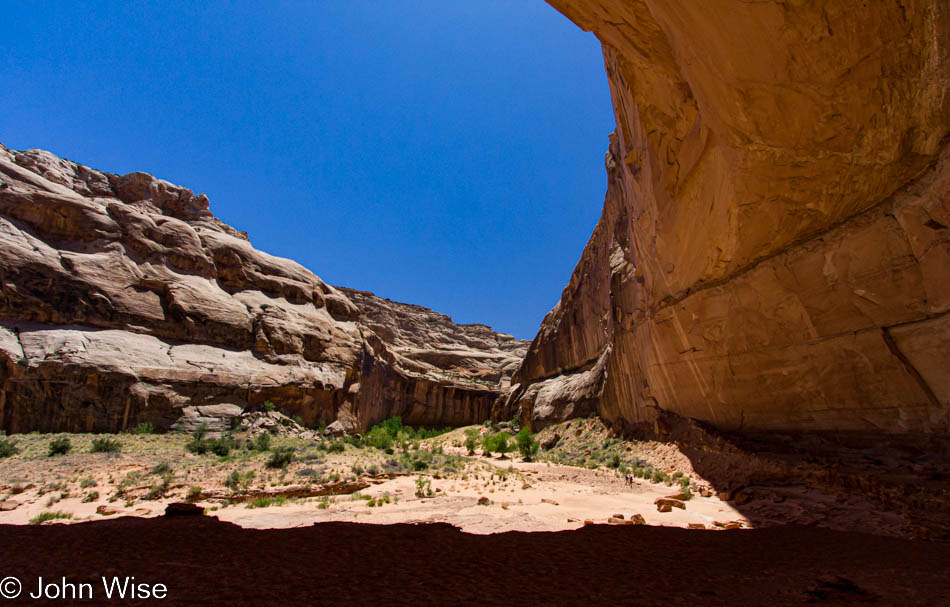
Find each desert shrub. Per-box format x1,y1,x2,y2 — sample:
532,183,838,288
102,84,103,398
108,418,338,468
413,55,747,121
91,436,121,453
130,422,154,435
317,497,331,509
246,496,287,509
210,438,233,457
80,478,97,488
251,433,271,452
483,432,512,458
515,427,539,461
150,461,172,475
82,491,99,503
464,428,481,456
266,447,295,469
263,401,276,412
145,473,172,500
48,437,72,457
225,470,254,492
325,441,345,454
29,511,73,525
414,476,433,498
0,435,18,458
365,425,394,451
187,486,203,500
186,434,233,456
608,454,621,469
343,434,365,448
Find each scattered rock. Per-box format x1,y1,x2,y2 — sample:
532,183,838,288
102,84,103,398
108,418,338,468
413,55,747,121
541,498,559,506
477,496,490,506
663,492,689,501
688,523,706,530
654,497,685,511
611,513,624,520
541,433,560,450
583,519,595,526
96,505,119,516
772,494,787,504
521,482,532,490
657,503,672,513
732,490,751,506
0,501,18,511
607,516,626,524
164,502,204,517
628,514,646,525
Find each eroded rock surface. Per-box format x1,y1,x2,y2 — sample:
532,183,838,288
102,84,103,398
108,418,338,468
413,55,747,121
0,144,526,433
507,0,950,439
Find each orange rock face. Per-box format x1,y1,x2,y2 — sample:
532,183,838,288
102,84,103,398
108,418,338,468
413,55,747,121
507,0,950,438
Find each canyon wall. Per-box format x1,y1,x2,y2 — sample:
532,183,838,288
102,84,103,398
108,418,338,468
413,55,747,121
506,0,950,439
0,144,526,433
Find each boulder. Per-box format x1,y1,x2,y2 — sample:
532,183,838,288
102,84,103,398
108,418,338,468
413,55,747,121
654,497,685,511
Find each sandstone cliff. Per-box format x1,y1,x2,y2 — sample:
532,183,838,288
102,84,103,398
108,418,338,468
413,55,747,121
506,0,950,440
0,144,526,433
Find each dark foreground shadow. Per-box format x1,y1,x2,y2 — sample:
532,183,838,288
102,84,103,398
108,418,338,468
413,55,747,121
2,516,949,606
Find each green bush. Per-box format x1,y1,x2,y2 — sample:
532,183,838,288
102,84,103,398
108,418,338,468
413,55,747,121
91,436,121,453
263,401,276,412
325,441,345,454
464,428,481,456
225,470,254,492
515,427,539,461
251,433,272,451
0,435,18,458
364,417,452,452
48,437,72,457
608,453,621,469
414,476,433,498
266,447,295,469
130,422,154,435
246,496,287,509
482,432,512,458
150,461,172,475
29,511,73,525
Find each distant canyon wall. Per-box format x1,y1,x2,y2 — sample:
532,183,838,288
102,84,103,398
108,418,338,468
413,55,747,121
505,0,950,439
0,144,526,434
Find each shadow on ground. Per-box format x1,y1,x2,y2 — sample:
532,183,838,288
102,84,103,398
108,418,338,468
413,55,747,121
2,515,949,605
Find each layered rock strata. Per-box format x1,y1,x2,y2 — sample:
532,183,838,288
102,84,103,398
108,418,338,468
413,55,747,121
0,144,526,433
506,0,950,439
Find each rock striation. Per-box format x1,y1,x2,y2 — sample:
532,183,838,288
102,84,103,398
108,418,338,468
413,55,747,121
505,0,950,440
0,144,526,434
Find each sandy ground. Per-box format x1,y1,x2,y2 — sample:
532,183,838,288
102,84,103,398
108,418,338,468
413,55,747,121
214,457,745,533
0,426,748,533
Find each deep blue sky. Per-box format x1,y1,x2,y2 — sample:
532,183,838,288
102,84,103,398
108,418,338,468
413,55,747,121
1,1,613,339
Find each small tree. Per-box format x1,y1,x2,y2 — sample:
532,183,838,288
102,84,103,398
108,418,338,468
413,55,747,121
515,427,539,462
463,428,481,456
484,432,512,459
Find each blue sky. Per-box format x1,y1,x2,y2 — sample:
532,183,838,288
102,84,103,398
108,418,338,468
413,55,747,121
1,1,613,339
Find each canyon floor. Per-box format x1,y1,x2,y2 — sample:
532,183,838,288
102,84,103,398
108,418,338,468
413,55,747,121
0,420,749,533
0,417,933,539
2,419,949,605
